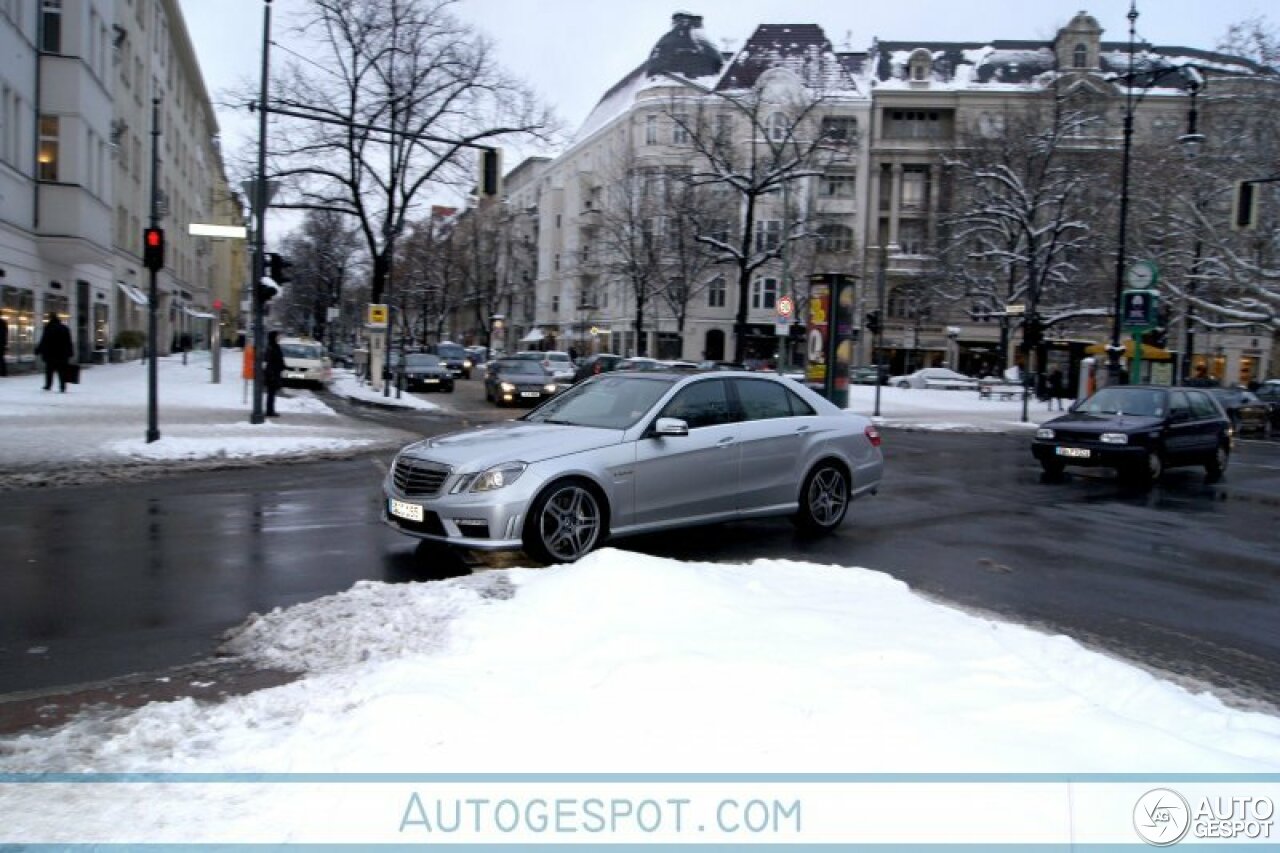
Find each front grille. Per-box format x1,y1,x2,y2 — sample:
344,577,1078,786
393,458,452,497
1050,429,1099,444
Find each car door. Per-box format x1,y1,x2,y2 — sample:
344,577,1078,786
731,378,812,512
631,379,741,528
1187,390,1228,456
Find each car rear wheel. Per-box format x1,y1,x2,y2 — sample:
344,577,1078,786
523,479,604,564
793,462,850,534
1205,443,1229,481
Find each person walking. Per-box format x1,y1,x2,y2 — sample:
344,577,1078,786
34,312,74,392
263,330,285,417
0,314,9,376
1046,367,1066,411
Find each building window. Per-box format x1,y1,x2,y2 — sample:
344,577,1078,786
645,115,657,145
766,112,788,142
817,224,854,253
1073,43,1088,69
901,167,928,210
898,220,926,255
908,49,931,82
885,109,951,140
40,0,61,53
708,275,726,308
820,116,858,144
38,115,59,181
551,295,559,313
671,113,689,145
754,220,781,253
715,113,732,141
750,277,778,310
821,174,856,198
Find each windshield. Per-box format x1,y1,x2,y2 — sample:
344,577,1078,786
281,343,324,360
525,375,677,429
436,345,465,358
495,360,546,376
405,354,441,367
1078,387,1166,417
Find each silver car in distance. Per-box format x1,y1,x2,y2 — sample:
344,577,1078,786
383,370,884,563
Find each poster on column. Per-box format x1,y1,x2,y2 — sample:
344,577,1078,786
806,282,830,390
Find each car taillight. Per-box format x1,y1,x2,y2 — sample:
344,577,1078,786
865,425,882,447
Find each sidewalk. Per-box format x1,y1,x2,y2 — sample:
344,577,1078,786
844,384,1060,432
0,349,423,489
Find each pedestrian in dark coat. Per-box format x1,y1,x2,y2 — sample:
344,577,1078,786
0,315,9,376
34,312,74,392
1046,367,1066,411
263,330,285,416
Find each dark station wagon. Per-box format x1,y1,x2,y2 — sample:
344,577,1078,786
1032,385,1232,484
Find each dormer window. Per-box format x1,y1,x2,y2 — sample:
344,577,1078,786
1073,43,1088,69
908,49,932,83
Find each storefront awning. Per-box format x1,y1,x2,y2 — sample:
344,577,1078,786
520,328,544,343
1083,340,1173,360
116,282,149,306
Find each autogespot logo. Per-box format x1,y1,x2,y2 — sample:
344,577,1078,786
1134,788,1192,846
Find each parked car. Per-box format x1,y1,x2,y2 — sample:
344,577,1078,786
572,353,624,383
850,365,888,385
1031,385,1232,483
384,371,884,562
484,358,559,407
328,343,354,369
887,367,978,390
1205,386,1271,436
400,353,454,392
465,346,491,368
696,360,747,371
431,342,473,379
617,357,665,372
277,337,331,388
1255,382,1280,432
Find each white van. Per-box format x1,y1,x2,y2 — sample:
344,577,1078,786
278,337,331,387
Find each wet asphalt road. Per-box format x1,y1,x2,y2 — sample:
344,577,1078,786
1,378,1278,711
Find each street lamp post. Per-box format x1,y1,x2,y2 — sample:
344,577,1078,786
1107,0,1206,386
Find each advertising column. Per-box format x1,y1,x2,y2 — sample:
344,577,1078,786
809,273,855,408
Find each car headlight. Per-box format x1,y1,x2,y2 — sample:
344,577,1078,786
1100,433,1128,445
1036,428,1054,439
470,462,527,492
500,381,515,392
463,359,472,368
544,383,556,393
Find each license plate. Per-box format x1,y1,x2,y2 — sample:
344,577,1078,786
389,498,424,522
424,378,439,383
521,391,539,397
1056,447,1091,458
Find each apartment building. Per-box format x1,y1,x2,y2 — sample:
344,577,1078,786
0,0,236,370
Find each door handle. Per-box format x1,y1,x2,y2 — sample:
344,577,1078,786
795,425,811,434
716,436,736,447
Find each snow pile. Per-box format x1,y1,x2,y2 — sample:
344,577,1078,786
3,549,1277,777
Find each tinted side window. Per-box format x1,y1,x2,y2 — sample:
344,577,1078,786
735,379,792,421
1168,390,1191,419
1188,391,1219,419
659,380,735,429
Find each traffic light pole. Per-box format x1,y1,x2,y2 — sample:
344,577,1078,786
250,0,273,425
146,96,161,443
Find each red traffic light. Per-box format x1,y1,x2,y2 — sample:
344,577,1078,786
143,227,165,272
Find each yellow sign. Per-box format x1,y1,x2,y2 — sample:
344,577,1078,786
367,303,389,326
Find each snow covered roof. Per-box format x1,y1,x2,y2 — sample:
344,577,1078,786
717,23,861,94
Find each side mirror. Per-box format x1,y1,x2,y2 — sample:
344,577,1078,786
654,417,689,437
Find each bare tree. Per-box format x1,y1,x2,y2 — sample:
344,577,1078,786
396,210,462,345
1218,15,1280,71
653,175,731,354
265,0,556,307
669,76,855,361
278,209,363,343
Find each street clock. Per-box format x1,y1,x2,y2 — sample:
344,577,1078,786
1126,260,1160,289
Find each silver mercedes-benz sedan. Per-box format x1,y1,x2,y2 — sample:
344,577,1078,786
383,370,884,563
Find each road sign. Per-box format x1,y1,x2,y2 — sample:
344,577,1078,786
367,303,389,327
1122,289,1159,330
777,295,795,319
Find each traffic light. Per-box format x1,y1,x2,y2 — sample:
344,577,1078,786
143,227,165,272
266,252,293,284
1232,180,1259,231
255,277,280,306
1022,314,1043,349
480,148,501,197
864,310,881,334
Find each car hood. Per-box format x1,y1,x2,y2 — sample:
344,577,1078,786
401,422,624,469
1042,412,1164,433
404,365,449,375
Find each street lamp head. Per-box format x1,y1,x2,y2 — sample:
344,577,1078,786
1178,132,1205,159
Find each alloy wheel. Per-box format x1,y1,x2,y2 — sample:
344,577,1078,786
807,467,848,528
536,484,601,562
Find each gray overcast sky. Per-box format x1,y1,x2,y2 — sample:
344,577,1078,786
177,0,1272,219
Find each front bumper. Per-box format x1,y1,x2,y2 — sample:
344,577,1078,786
383,470,540,550
1031,441,1148,469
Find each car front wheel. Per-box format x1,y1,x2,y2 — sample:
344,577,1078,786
1205,443,1229,481
523,479,604,564
793,462,850,534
